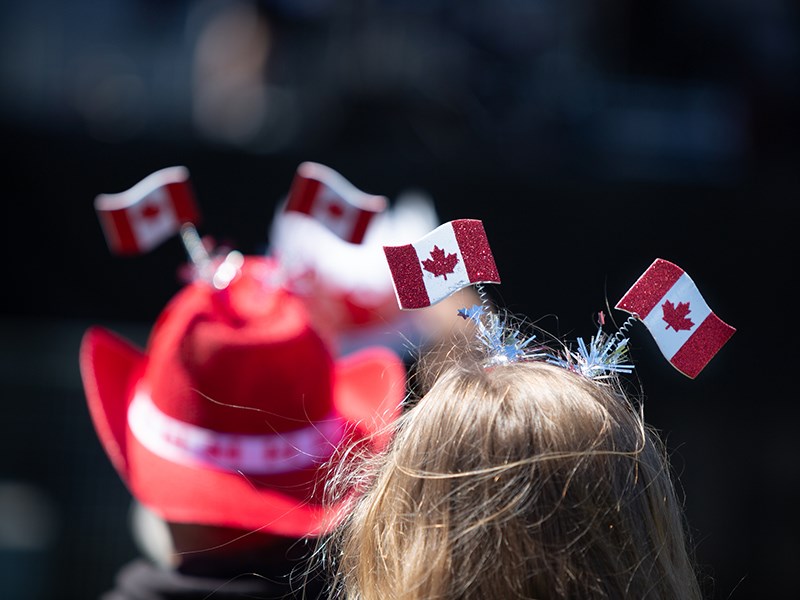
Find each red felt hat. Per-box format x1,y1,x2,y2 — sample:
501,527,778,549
79,256,406,536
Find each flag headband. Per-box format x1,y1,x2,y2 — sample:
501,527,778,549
382,218,733,379
457,304,635,383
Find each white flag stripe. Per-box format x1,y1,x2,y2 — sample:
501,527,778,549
642,272,712,359
310,187,358,242
415,222,471,302
130,187,178,253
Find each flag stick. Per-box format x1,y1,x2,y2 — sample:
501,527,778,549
474,282,494,314
179,223,214,282
610,314,638,347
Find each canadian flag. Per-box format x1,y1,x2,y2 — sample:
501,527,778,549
383,219,500,310
284,162,387,244
615,258,735,378
94,166,200,255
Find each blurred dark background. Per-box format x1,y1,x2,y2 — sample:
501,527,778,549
0,1,797,598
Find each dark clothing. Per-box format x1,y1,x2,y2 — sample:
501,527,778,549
102,558,328,600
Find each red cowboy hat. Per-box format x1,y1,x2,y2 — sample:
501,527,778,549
79,256,406,536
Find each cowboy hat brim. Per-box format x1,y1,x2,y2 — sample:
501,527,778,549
79,326,405,536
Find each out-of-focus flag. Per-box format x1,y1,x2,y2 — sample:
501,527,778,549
94,166,200,255
615,258,735,378
383,219,500,310
284,162,387,244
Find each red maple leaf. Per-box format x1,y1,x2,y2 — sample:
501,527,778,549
326,201,345,219
661,300,695,331
140,201,161,219
421,245,459,280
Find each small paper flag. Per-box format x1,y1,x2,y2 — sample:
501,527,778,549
383,219,500,310
94,166,200,255
284,162,387,244
615,258,735,378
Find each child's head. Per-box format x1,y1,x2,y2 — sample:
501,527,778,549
328,350,701,599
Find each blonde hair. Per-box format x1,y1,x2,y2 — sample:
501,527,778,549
326,354,701,600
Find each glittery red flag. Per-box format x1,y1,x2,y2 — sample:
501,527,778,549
94,166,200,255
383,219,500,310
616,258,735,378
284,162,387,244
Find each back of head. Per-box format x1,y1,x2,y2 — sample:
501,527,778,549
331,358,701,600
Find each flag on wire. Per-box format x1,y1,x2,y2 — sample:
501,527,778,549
615,258,735,378
284,162,387,244
94,166,200,255
383,219,500,310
